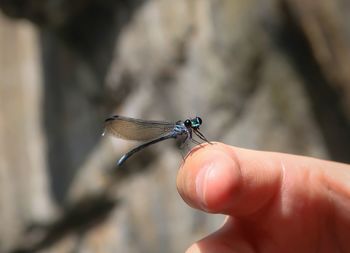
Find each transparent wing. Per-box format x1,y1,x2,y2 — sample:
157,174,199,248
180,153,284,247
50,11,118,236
104,115,176,141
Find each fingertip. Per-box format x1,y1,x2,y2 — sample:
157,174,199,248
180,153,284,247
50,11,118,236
177,143,284,216
186,240,234,253
177,143,242,212
185,244,201,253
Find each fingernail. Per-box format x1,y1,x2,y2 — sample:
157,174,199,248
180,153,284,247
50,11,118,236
194,152,238,212
195,161,214,210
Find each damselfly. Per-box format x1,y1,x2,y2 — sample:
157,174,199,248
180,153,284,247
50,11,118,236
103,115,210,166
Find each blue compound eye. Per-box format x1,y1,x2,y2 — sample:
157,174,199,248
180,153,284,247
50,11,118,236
184,119,191,127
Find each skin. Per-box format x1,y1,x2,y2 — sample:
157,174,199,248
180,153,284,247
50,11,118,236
176,142,350,253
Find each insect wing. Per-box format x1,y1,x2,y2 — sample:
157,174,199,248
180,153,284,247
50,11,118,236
104,115,175,141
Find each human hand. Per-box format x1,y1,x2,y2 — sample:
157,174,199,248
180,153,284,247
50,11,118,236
177,142,350,253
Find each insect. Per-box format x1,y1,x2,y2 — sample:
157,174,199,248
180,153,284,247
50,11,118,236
103,115,210,166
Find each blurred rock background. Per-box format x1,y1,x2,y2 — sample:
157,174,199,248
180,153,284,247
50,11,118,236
0,0,349,252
